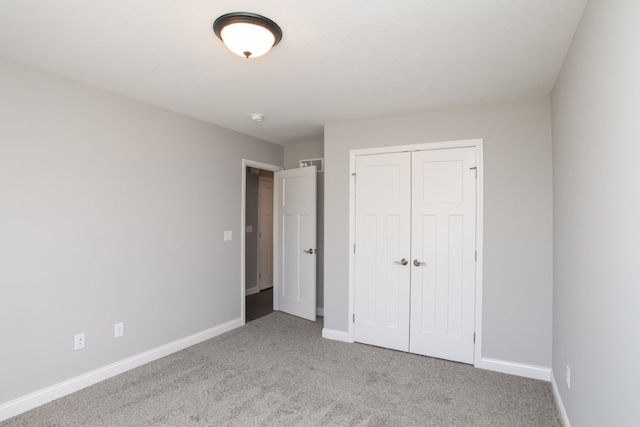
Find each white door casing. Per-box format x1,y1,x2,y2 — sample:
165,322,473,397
241,159,282,325
351,141,481,365
353,152,411,351
409,147,476,364
258,176,274,290
274,166,317,321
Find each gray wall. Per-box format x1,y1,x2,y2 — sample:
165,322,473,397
284,139,324,169
283,139,325,310
551,1,640,425
324,96,553,367
0,58,283,404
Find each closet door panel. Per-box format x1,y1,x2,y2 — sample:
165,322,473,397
410,147,477,364
354,152,411,352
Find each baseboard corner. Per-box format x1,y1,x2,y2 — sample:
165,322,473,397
551,370,571,427
322,328,353,343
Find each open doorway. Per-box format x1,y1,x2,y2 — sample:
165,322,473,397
241,159,282,324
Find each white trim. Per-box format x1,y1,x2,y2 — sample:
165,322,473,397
245,286,259,296
322,328,354,343
347,150,357,342
0,318,242,423
348,139,484,361
479,358,551,381
241,159,282,326
473,140,484,367
316,307,324,316
551,370,571,427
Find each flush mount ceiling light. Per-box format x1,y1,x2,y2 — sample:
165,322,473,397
213,12,282,59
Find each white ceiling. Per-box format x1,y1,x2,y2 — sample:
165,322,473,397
0,0,587,145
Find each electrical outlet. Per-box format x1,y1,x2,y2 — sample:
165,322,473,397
114,322,124,338
74,333,85,350
565,365,571,389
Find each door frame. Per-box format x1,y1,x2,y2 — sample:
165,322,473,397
241,159,282,325
348,139,484,367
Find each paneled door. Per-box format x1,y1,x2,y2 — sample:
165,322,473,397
274,166,317,321
354,147,477,364
353,152,412,351
409,147,476,364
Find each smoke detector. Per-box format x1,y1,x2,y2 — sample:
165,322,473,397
250,113,264,122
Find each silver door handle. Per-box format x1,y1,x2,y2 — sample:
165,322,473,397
303,248,316,254
394,258,409,266
413,259,426,267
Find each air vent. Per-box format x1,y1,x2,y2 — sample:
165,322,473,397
300,158,323,172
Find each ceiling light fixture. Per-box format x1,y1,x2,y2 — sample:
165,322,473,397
213,12,282,59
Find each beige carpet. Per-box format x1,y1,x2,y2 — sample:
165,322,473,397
2,312,561,426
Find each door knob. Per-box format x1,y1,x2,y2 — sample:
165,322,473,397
394,258,409,266
413,259,426,267
303,248,316,254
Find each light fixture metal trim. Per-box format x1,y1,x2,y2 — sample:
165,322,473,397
213,12,283,58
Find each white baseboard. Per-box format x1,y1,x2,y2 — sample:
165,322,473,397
322,328,353,343
551,370,571,427
245,286,259,296
316,307,324,316
0,317,243,423
479,357,551,381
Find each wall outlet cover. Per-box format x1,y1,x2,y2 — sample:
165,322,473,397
114,322,124,338
74,333,85,350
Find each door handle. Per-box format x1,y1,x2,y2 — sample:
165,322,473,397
393,258,409,266
413,259,426,267
303,248,316,254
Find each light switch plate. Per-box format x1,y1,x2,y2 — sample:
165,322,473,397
224,230,232,241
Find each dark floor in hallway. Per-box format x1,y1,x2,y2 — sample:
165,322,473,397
246,288,273,322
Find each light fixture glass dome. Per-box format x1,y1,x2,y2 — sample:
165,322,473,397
214,12,282,59
220,22,275,58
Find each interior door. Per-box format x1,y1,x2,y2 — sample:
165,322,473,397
409,147,477,364
274,166,317,321
353,146,477,364
353,152,411,351
258,176,274,290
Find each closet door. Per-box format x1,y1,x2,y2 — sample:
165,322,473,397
409,147,477,364
353,152,411,351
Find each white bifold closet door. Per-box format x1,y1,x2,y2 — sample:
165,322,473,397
354,147,477,364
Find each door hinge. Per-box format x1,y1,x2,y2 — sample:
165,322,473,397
353,313,355,323
470,166,478,179
353,244,356,254
473,333,476,343
352,172,356,183
475,250,477,261
259,273,262,279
